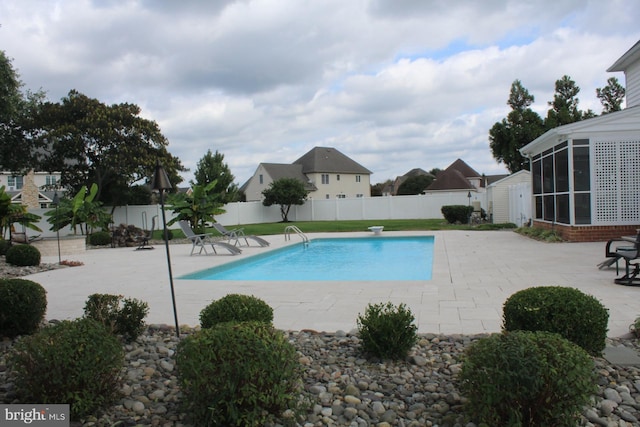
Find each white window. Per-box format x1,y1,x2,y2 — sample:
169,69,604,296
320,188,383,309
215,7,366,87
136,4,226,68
325,194,330,199
337,194,346,198
8,176,23,190
355,175,361,183
337,174,340,181
46,175,57,186
259,174,263,184
322,174,329,184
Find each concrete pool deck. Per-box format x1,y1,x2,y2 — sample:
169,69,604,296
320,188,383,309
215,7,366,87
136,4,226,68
26,230,639,337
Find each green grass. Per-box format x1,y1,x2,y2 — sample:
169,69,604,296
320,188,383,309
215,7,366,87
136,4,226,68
158,219,517,239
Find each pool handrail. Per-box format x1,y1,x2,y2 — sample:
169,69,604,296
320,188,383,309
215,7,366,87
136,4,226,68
284,225,309,243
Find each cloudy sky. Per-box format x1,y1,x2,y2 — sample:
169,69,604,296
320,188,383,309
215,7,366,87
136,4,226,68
1,1,639,187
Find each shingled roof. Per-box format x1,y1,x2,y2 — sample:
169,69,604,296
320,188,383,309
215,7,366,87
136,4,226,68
293,147,371,174
425,159,480,191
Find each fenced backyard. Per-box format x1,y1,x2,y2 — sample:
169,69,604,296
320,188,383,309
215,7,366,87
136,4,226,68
26,192,490,238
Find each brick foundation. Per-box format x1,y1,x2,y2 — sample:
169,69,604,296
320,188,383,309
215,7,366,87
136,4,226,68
532,221,640,242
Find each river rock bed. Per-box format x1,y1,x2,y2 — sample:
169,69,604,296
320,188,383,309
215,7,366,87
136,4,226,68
2,324,640,427
2,260,640,425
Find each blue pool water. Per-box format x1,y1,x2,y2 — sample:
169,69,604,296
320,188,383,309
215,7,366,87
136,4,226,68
181,236,434,281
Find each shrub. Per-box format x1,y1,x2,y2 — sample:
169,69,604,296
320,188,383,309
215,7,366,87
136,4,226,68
503,286,609,355
459,330,596,426
441,205,474,224
200,294,273,328
88,230,112,246
8,318,124,420
176,322,301,426
5,243,41,266
357,302,418,360
0,238,10,255
0,278,47,338
84,293,149,342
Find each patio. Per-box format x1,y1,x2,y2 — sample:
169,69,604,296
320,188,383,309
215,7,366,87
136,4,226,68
26,230,639,337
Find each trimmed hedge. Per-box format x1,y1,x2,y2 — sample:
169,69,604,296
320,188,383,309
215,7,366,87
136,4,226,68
441,205,474,224
503,286,609,355
459,330,596,426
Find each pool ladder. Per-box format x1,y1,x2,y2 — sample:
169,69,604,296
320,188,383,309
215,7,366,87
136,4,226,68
284,225,309,244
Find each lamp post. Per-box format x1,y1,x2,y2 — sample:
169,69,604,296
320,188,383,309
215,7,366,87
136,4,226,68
52,192,61,265
467,191,472,225
152,161,180,337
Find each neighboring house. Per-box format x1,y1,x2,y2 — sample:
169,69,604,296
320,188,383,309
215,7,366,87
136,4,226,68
519,40,640,242
0,170,62,208
486,170,531,226
383,168,432,196
425,159,484,192
242,147,372,201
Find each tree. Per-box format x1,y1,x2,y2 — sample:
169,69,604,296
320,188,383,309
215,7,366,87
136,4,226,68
397,175,434,195
44,183,111,235
489,80,545,173
596,77,625,114
0,51,44,173
34,90,185,203
545,75,595,128
262,178,307,222
165,181,226,233
192,150,239,203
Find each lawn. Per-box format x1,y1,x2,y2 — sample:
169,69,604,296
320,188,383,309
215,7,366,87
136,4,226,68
161,219,516,239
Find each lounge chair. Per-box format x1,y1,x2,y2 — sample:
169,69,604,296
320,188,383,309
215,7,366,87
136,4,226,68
212,223,270,247
612,231,640,286
178,221,241,256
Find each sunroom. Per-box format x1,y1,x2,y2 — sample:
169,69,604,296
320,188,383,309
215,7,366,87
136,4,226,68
520,106,640,241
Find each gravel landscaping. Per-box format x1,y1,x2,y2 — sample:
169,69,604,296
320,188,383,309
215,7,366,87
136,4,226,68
2,259,640,426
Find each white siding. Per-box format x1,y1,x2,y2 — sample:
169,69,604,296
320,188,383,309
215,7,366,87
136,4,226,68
243,165,272,202
624,60,640,108
306,172,371,199
487,171,530,224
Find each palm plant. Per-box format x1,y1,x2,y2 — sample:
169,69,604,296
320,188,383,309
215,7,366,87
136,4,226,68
165,181,225,233
0,186,42,241
45,183,111,235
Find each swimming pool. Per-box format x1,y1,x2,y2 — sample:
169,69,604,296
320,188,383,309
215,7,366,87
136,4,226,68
181,236,434,281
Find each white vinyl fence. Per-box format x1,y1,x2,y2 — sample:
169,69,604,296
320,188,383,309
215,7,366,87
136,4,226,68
25,192,488,238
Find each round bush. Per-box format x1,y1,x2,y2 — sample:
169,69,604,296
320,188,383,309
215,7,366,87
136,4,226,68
176,322,301,426
357,302,418,360
83,293,150,342
0,278,47,338
8,318,124,420
459,330,596,426
0,238,10,256
88,230,112,246
5,243,41,266
199,294,273,328
503,286,609,355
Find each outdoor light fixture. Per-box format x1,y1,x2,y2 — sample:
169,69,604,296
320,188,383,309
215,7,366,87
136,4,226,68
52,192,61,265
152,161,180,337
467,191,472,206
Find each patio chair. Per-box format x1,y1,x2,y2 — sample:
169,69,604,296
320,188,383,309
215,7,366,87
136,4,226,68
178,220,241,256
597,237,636,272
135,216,156,250
212,223,270,247
613,231,640,286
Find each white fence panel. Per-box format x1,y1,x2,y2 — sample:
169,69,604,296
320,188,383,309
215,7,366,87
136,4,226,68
25,192,492,238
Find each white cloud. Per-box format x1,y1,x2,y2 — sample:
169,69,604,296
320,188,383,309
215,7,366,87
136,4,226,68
1,0,639,186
